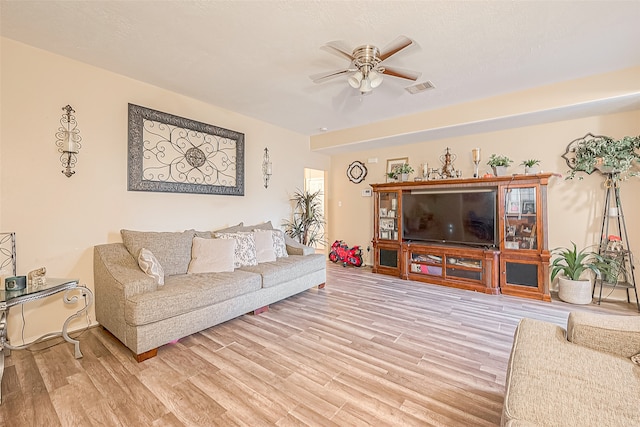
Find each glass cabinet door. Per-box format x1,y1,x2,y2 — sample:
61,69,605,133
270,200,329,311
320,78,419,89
378,192,399,240
504,187,537,250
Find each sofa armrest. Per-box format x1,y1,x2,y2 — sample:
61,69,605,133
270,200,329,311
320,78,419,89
284,235,315,256
94,243,158,297
567,311,640,358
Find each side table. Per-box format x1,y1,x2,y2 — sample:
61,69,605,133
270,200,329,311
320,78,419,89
0,278,94,403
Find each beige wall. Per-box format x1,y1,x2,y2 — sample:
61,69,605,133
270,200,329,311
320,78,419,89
0,38,330,342
328,110,640,291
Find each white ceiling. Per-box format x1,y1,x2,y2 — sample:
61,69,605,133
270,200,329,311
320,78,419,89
2,1,640,151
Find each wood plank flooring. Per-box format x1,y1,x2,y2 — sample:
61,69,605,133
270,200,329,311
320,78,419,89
1,263,637,426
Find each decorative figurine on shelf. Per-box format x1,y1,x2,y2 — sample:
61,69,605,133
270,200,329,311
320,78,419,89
28,266,47,287
428,148,462,179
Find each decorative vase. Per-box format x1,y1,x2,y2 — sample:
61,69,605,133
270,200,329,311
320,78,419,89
558,276,593,304
492,166,507,176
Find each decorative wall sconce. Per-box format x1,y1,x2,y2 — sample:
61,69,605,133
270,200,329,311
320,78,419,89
262,147,272,188
55,105,82,177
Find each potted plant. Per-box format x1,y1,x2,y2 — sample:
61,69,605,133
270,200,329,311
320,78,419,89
550,242,608,304
520,159,541,174
487,154,512,176
564,134,640,180
283,189,326,247
387,163,414,182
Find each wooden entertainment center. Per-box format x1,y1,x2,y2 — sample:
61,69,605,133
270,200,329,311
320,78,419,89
371,173,553,301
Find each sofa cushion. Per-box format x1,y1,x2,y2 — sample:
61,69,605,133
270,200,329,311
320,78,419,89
502,318,640,426
239,254,325,288
253,230,277,263
212,222,244,234
121,229,196,276
271,229,288,258
137,248,165,286
125,270,262,326
188,237,235,273
214,232,258,268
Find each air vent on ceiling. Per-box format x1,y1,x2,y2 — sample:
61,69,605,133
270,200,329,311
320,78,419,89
405,80,435,95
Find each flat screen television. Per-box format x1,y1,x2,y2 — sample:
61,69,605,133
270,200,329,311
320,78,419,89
402,188,497,247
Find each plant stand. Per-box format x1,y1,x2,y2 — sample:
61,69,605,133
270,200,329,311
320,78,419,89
592,174,639,311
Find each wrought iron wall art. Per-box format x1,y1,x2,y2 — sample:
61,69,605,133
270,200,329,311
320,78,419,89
0,232,16,276
128,104,245,195
55,105,82,177
561,132,604,175
347,160,367,183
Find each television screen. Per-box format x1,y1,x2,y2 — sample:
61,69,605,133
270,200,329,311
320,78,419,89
402,189,497,246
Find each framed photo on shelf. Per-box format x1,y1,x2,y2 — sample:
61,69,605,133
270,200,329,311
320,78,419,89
380,218,395,231
380,208,388,217
508,200,520,214
380,230,391,239
522,201,535,214
386,157,409,175
505,241,520,250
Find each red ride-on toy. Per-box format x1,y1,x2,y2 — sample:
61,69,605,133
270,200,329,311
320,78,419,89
329,240,364,267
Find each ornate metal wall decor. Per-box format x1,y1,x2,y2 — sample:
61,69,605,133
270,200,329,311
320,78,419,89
128,104,245,195
262,147,272,188
347,160,367,183
55,105,82,177
0,232,16,276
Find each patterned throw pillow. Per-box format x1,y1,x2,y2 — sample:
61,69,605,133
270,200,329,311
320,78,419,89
271,229,288,258
252,230,277,263
188,237,235,273
213,232,258,268
137,248,165,286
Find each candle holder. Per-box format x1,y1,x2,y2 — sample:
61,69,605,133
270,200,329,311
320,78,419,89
472,148,481,178
55,105,82,177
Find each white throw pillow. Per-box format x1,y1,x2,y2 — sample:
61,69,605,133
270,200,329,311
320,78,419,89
271,229,289,258
137,248,165,286
188,237,236,273
213,232,258,268
253,230,277,263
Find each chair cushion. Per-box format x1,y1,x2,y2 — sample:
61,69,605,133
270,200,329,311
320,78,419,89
125,270,262,326
239,254,325,288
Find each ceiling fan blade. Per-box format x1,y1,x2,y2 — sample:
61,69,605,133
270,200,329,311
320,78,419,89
379,35,414,62
321,41,355,62
310,68,354,84
380,66,422,81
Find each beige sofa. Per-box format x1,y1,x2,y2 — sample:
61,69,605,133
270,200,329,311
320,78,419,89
93,224,325,361
502,312,640,426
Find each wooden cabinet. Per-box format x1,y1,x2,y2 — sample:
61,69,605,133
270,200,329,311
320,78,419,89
371,174,553,301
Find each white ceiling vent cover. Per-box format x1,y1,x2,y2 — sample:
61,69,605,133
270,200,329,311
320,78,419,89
405,81,435,94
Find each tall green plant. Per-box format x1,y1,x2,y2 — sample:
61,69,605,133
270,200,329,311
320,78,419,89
283,189,326,247
550,242,606,281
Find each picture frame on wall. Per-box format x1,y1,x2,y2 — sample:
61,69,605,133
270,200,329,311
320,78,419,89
386,157,409,175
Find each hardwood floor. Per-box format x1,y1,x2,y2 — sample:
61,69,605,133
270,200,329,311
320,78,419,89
1,263,637,426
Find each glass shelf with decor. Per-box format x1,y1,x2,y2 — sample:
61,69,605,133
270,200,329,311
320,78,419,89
504,187,537,251
378,191,399,241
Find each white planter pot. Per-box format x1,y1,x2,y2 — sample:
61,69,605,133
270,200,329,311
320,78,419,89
492,166,508,176
558,276,593,304
401,173,409,182
524,166,540,174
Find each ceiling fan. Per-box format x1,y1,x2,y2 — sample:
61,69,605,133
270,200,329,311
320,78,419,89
310,35,422,94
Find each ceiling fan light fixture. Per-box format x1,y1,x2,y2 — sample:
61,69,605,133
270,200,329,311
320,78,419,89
348,71,363,88
359,78,373,93
369,70,383,88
